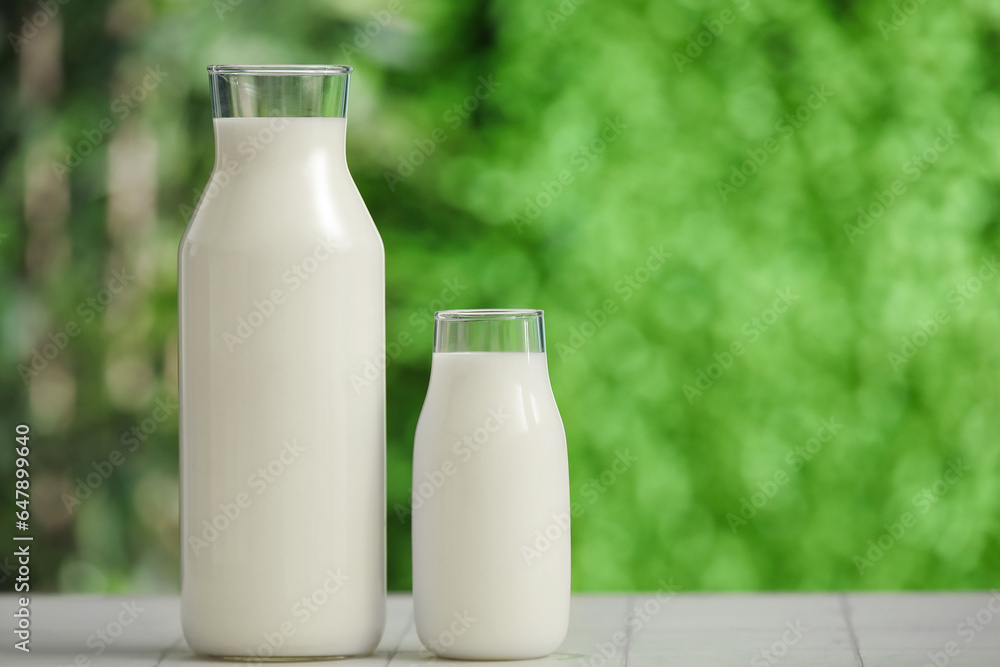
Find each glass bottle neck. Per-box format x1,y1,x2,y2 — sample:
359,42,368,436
212,116,348,166
433,310,546,353
207,66,353,167
208,65,351,119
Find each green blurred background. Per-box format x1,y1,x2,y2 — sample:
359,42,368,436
1,0,998,594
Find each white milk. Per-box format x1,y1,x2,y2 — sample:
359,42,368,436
178,117,385,658
412,351,570,660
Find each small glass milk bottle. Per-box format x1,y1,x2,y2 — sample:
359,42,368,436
412,309,570,660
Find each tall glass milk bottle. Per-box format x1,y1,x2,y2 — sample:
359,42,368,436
178,65,385,659
412,310,570,660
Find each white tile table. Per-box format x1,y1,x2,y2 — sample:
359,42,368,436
2,592,999,665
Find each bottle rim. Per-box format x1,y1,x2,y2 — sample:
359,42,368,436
207,65,352,76
435,309,543,322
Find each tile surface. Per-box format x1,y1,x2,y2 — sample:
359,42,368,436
1,592,998,665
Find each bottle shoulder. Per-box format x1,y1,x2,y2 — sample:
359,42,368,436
416,353,564,438
181,164,381,253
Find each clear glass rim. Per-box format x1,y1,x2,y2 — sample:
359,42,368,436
435,309,543,322
207,64,352,76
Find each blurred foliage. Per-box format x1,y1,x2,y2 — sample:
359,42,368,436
1,0,999,594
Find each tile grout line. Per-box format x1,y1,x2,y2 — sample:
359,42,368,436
839,592,866,667
623,595,634,667
152,636,183,667
383,605,416,666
